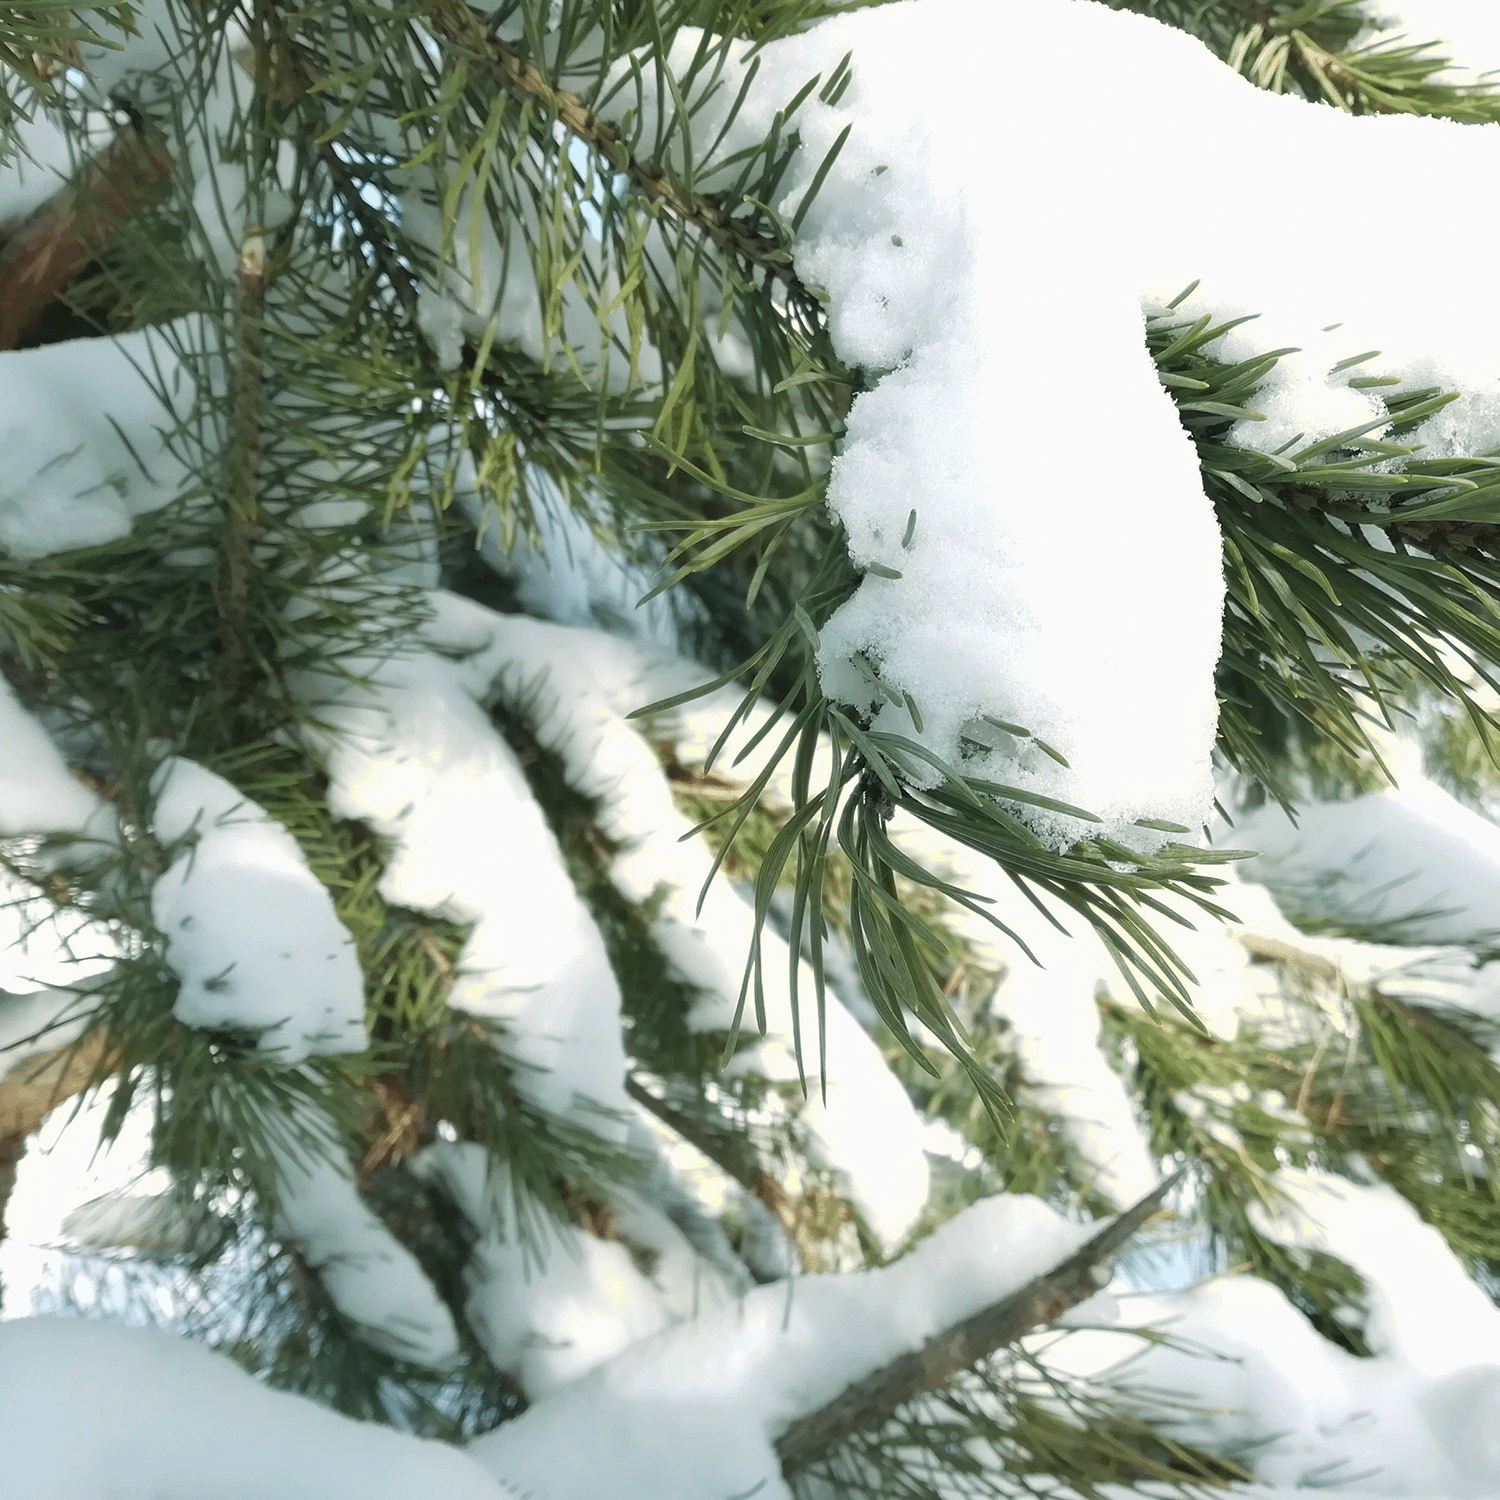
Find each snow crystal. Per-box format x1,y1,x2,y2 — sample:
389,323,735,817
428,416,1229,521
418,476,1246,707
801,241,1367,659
149,758,366,1063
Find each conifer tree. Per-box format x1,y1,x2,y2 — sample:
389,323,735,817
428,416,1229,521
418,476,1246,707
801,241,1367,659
5,1,1500,1496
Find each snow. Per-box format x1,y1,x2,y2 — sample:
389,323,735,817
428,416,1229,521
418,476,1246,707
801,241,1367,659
0,105,80,224
269,1116,461,1369
0,1191,1092,1500
0,1086,165,1316
295,642,632,1127
412,1142,735,1397
0,321,197,560
1224,775,1500,948
0,679,110,837
1357,0,1500,87
15,0,1500,1495
454,463,690,652
575,0,1500,852
1247,1165,1500,1379
470,1189,1092,1500
0,1318,512,1500
1050,1270,1500,1496
416,598,931,1250
1046,1167,1500,1495
149,759,366,1063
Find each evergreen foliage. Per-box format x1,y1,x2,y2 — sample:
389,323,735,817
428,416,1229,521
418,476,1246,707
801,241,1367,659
4,1,1500,1496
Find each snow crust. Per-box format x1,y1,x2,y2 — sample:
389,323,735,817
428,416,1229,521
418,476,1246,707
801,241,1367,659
149,759,366,1062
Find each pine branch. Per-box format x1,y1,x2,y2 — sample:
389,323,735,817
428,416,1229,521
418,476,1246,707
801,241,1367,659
1221,0,1278,26
220,229,267,701
1285,484,1500,558
0,120,171,349
774,1168,1187,1475
420,0,814,304
0,1029,116,1241
624,1072,811,1271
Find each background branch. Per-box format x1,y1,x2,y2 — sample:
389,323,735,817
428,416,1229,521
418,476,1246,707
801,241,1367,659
0,122,170,350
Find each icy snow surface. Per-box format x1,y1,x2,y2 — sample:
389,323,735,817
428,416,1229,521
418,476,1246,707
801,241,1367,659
149,759,366,1062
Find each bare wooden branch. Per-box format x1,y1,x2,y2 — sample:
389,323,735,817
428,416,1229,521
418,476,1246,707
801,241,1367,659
0,123,171,350
0,1029,118,1241
220,229,268,698
774,1168,1187,1475
1236,929,1341,986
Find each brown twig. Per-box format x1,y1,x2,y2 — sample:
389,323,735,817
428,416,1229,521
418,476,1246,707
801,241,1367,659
1283,484,1500,559
0,1029,119,1242
0,122,171,350
774,1168,1186,1475
220,229,267,697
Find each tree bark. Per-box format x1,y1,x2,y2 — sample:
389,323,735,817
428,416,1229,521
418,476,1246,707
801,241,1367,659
0,123,171,350
775,1168,1186,1474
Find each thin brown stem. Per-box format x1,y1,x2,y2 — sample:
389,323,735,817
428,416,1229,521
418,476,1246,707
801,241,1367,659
774,1168,1186,1475
220,230,267,698
0,122,171,350
0,1029,119,1252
